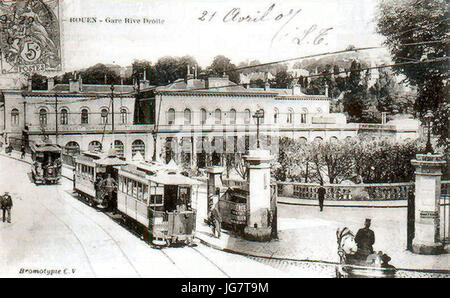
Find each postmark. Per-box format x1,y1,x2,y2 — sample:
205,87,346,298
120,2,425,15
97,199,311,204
0,0,61,75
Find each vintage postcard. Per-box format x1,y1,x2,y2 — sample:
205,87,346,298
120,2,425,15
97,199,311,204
0,0,448,286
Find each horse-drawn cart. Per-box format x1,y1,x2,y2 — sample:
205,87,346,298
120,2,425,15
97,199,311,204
336,227,397,278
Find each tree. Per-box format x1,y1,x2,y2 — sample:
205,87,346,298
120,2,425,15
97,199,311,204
376,0,448,146
30,73,48,90
342,60,370,122
80,63,121,85
271,68,292,89
207,55,239,83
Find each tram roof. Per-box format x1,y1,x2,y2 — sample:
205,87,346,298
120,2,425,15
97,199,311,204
30,143,62,153
95,156,127,166
147,172,202,186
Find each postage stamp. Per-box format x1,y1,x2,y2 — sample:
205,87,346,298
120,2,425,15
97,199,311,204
0,0,61,74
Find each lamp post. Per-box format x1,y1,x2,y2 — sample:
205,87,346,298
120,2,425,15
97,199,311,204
252,109,264,149
424,110,433,154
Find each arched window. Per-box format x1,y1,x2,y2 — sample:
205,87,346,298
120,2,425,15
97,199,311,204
215,109,222,124
39,109,47,126
120,108,127,124
167,108,175,125
88,141,102,152
229,109,236,125
298,137,307,145
114,140,124,158
132,139,145,158
329,136,339,143
184,108,191,125
11,109,19,126
81,109,89,124
200,108,207,125
60,109,68,125
273,108,279,124
101,108,108,124
313,136,323,143
244,109,251,124
300,108,307,124
287,108,294,124
65,141,80,156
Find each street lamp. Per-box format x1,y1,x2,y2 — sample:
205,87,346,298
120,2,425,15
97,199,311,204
252,109,264,149
110,84,115,133
424,110,434,154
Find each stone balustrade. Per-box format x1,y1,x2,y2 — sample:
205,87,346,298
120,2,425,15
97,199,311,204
277,181,416,201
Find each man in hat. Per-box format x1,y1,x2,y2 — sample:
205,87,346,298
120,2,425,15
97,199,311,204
1,192,13,223
317,182,326,212
354,218,375,260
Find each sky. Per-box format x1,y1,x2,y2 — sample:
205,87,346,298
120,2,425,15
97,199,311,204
0,0,391,87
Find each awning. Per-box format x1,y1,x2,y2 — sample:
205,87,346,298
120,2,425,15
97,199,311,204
30,143,62,153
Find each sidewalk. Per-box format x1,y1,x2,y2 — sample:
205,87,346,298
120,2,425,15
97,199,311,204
195,209,450,273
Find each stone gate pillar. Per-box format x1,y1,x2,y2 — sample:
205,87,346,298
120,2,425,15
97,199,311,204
244,149,272,241
411,154,446,254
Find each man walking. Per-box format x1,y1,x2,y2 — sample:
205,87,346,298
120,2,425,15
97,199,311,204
20,145,26,159
355,218,375,260
317,182,326,212
1,192,13,223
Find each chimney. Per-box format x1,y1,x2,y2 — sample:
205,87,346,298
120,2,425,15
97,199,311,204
27,76,32,91
194,65,198,78
186,64,194,80
69,77,81,92
264,81,270,91
325,84,329,97
47,77,55,91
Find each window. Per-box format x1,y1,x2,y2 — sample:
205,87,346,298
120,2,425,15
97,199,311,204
101,108,108,124
287,108,294,124
132,139,145,158
167,108,175,125
200,108,207,125
229,109,236,125
81,109,89,124
39,109,47,126
244,109,251,124
11,109,19,126
114,140,124,158
120,108,127,124
88,141,102,152
300,108,307,124
60,109,68,125
259,109,265,124
184,108,191,125
215,109,222,124
273,108,278,124
65,141,80,155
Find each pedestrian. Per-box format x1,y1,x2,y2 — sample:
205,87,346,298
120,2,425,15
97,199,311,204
210,202,222,238
354,218,375,260
317,182,326,212
20,145,26,159
1,192,13,223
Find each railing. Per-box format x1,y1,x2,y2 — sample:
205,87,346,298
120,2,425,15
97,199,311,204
277,181,415,201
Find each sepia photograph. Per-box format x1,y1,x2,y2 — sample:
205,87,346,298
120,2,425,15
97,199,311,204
0,0,448,286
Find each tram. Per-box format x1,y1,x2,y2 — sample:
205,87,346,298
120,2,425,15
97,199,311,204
116,161,200,246
73,150,127,209
30,142,62,185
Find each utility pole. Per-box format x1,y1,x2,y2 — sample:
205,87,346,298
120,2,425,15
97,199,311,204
110,84,115,133
55,93,58,145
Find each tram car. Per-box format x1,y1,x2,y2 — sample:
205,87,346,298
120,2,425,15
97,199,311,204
30,142,62,185
73,151,127,209
116,161,200,246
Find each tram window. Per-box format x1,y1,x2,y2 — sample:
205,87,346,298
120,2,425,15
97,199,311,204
127,179,132,196
164,185,178,212
138,183,143,201
150,195,162,205
143,185,149,203
132,181,137,198
119,177,123,192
